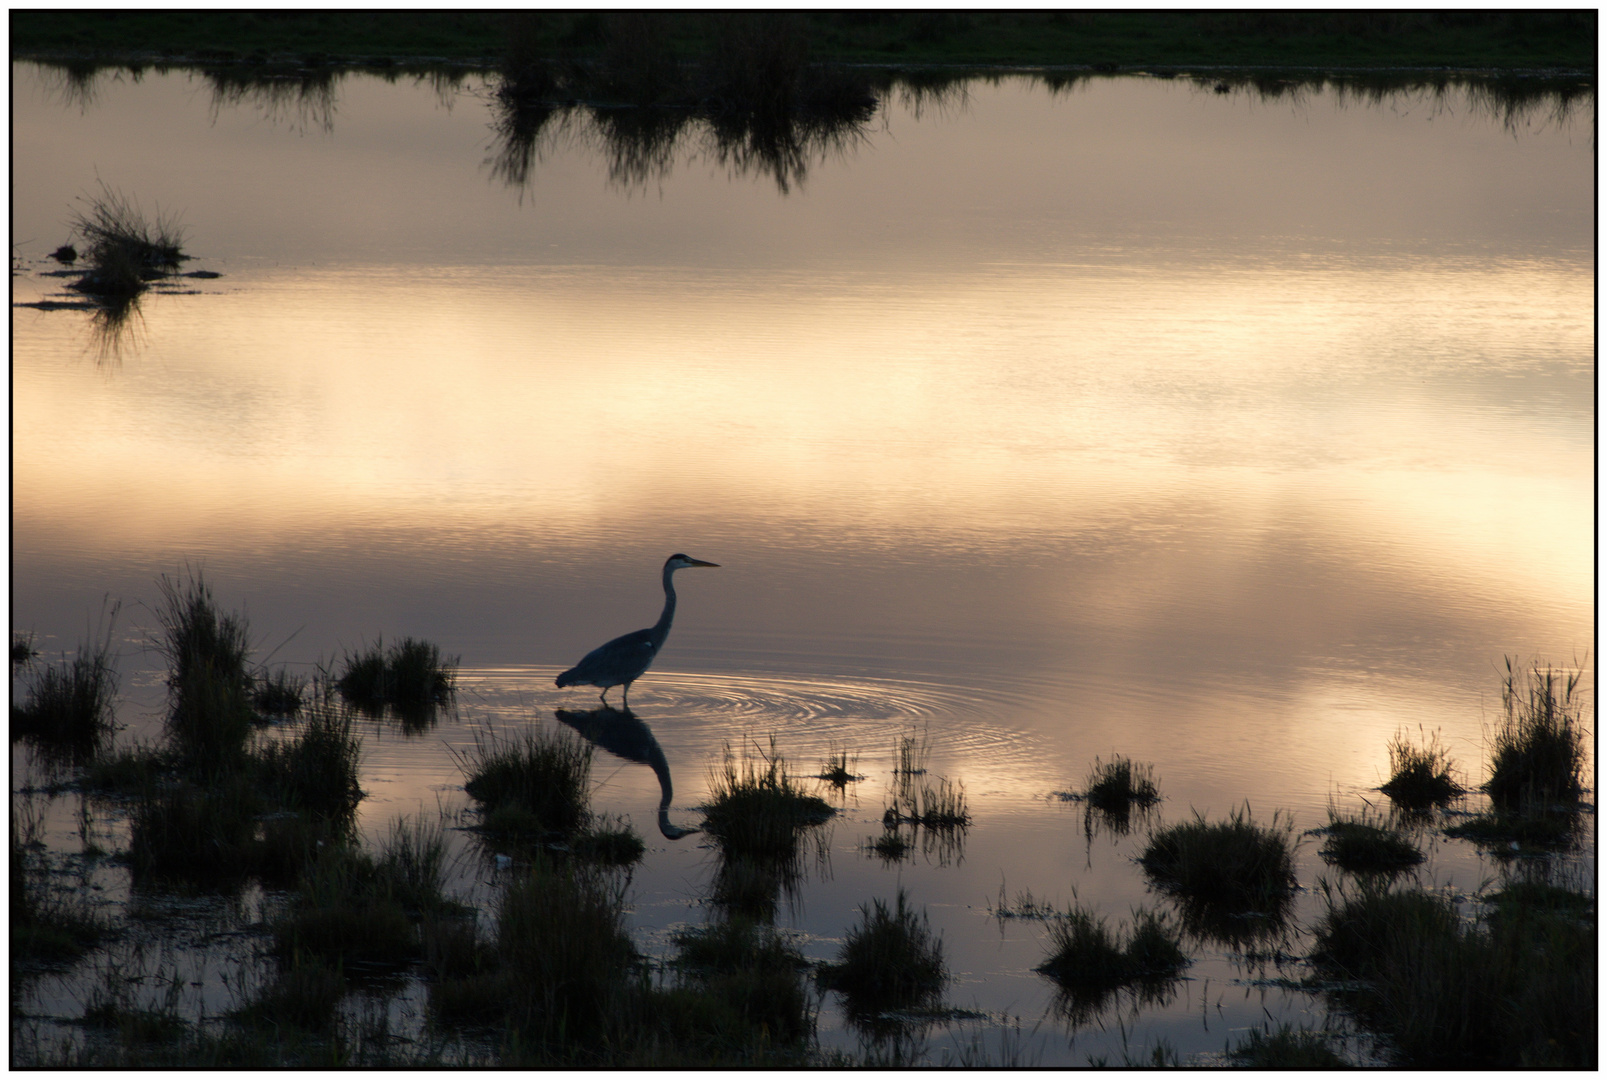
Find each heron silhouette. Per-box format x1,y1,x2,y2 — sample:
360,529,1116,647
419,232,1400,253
555,553,719,711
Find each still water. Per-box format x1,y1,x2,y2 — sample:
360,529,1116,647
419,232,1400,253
11,62,1594,1064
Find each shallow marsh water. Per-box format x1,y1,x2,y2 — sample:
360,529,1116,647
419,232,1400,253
10,63,1594,1065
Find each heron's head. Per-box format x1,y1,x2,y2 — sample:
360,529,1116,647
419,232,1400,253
666,553,720,570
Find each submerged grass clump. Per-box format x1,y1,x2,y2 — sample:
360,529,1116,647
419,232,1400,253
1379,726,1464,810
1139,804,1298,913
1486,657,1588,810
817,889,947,1016
700,740,834,859
1310,879,1594,1068
816,744,861,788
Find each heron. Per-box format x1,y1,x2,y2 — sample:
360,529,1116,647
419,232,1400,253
555,553,719,711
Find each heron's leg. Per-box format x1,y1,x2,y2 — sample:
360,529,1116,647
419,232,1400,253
598,686,610,707
621,681,633,713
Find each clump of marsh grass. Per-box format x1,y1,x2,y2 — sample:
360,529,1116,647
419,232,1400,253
1486,657,1588,811
668,916,814,1045
1314,806,1425,876
1139,805,1299,914
230,953,346,1035
68,182,186,298
1035,905,1189,1029
1443,811,1578,854
1227,1023,1347,1067
155,572,254,769
273,826,462,966
987,882,1062,922
816,889,947,1017
1082,755,1161,812
12,630,39,665
1309,879,1593,1067
816,744,861,788
12,606,121,760
335,636,457,721
865,829,911,863
456,724,594,839
1035,904,1189,989
1379,726,1464,810
250,666,306,718
253,706,364,822
494,855,639,1045
700,739,834,859
882,773,971,830
126,774,263,883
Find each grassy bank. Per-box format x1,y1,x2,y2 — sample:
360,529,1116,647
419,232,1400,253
11,10,1595,71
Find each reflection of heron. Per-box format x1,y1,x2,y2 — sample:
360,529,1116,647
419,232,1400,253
556,554,719,711
555,707,699,839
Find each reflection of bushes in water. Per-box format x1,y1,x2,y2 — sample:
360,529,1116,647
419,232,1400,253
1199,71,1593,134
203,64,339,133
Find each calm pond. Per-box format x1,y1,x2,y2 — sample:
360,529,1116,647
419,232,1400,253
11,61,1594,1065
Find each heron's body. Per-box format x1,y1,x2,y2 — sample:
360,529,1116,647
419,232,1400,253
556,553,719,710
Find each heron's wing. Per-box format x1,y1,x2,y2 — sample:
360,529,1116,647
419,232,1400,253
569,628,658,682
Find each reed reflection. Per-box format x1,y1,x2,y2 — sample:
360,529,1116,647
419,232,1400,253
553,706,698,840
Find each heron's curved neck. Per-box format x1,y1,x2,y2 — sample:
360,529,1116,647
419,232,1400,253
651,564,679,641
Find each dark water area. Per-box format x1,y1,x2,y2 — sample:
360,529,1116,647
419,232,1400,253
10,61,1594,1065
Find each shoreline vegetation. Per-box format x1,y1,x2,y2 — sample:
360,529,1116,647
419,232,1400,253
11,10,1595,73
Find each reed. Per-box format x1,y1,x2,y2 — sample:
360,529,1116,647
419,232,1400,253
336,636,457,718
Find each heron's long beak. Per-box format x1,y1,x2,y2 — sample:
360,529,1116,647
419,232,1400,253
687,558,720,567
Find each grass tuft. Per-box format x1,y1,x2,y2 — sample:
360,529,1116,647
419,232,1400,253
1315,807,1425,875
250,665,306,717
457,724,594,838
1035,904,1189,990
1082,755,1161,811
156,572,254,770
1139,804,1298,913
817,889,947,1016
700,739,835,859
335,636,457,721
1379,726,1464,809
12,608,121,760
1486,657,1588,810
